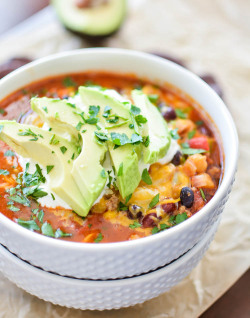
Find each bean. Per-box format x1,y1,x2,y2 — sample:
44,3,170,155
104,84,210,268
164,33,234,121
162,107,177,121
171,151,182,166
161,202,176,215
127,204,142,219
142,213,157,228
180,187,194,208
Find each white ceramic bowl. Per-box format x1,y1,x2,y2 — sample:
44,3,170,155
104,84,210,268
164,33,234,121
0,48,238,279
0,219,219,310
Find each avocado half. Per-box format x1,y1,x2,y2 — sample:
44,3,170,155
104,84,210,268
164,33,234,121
52,0,127,37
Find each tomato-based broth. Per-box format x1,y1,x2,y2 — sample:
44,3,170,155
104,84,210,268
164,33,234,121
0,72,223,243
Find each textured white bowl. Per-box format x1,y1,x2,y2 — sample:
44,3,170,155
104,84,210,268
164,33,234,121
0,49,238,279
0,219,219,310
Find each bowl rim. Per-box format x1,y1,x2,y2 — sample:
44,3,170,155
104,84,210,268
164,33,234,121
0,48,239,251
0,219,219,286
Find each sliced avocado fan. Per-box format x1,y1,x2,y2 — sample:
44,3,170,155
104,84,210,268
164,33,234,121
52,0,126,36
0,121,88,216
132,90,171,164
31,97,107,214
79,87,142,199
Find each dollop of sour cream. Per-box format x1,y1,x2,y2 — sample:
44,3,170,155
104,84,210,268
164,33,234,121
17,155,71,210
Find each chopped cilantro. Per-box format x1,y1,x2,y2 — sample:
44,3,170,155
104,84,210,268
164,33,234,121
130,105,141,115
95,131,109,142
94,233,103,243
0,169,9,175
89,105,100,117
49,134,60,145
135,114,147,126
143,136,150,147
4,150,15,157
38,210,44,223
141,168,152,185
51,193,55,201
63,77,76,87
149,193,160,209
175,109,187,119
129,124,134,129
17,219,40,231
88,223,92,228
188,129,196,139
181,147,206,155
0,108,5,114
111,132,130,146
85,117,98,125
55,229,72,238
151,226,160,234
103,105,112,118
41,222,55,237
66,102,76,108
131,133,143,144
175,213,188,224
170,129,180,140
8,194,30,206
42,106,48,113
196,120,204,126
200,188,207,202
60,146,67,154
46,165,54,174
76,122,84,131
160,223,170,230
118,201,128,211
81,129,87,133
129,221,142,229
8,205,20,212
100,169,106,178
125,193,132,205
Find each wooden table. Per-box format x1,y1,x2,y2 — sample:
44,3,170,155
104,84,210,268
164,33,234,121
0,1,249,317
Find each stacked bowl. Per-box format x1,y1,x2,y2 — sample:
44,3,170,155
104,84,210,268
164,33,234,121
0,49,238,309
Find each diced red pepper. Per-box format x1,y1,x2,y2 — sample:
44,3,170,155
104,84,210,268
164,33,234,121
188,137,209,151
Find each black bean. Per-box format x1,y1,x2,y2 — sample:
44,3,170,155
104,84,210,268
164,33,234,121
161,203,176,215
171,151,182,166
162,107,177,121
142,213,157,228
128,204,142,219
180,187,194,208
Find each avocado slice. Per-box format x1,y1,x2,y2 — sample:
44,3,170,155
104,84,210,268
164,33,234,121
132,90,171,164
0,121,88,216
51,0,126,36
31,97,108,213
79,87,141,198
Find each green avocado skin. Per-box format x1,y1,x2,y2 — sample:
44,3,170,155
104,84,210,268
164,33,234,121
0,120,88,216
31,97,107,215
132,90,171,164
52,0,126,36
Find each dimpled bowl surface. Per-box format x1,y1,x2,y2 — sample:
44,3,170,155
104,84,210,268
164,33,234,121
0,49,238,279
0,220,219,310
